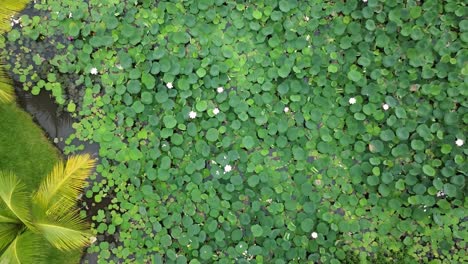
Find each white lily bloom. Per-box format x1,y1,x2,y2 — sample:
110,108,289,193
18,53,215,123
90,67,98,75
349,97,356,105
217,87,224,93
189,111,197,119
10,16,21,26
382,103,389,111
284,107,290,113
166,82,173,89
311,232,318,239
213,108,220,115
224,165,232,172
455,139,464,146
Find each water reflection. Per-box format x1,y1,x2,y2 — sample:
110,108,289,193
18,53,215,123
15,86,99,155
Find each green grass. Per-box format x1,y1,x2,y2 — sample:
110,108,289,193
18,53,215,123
0,102,60,188
0,102,82,264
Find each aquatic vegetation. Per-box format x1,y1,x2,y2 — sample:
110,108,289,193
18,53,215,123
2,0,467,263
0,0,29,103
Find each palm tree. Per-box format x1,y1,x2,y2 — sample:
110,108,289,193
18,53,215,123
0,154,95,263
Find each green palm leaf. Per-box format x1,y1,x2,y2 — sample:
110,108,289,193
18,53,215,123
35,209,91,251
0,223,21,252
0,230,46,264
34,154,95,212
0,81,14,104
0,172,32,226
0,212,19,224
0,66,13,104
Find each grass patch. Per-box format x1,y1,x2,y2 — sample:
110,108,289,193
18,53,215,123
0,102,60,188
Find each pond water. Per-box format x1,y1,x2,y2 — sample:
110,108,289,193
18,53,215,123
15,85,99,154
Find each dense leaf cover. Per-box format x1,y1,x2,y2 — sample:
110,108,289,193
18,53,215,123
3,0,467,263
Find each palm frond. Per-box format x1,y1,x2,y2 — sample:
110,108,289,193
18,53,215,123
34,154,95,212
0,0,29,34
0,230,46,264
0,212,20,224
0,171,32,226
0,223,21,252
35,209,91,251
0,81,14,104
0,63,14,104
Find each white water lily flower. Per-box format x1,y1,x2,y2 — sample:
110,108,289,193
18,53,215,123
349,97,356,105
90,67,98,75
455,138,464,147
304,16,310,21
284,107,290,113
69,12,73,18
90,236,97,244
311,232,318,239
224,165,232,172
217,86,224,93
10,16,21,26
166,82,173,89
189,111,197,119
213,108,220,115
382,103,389,111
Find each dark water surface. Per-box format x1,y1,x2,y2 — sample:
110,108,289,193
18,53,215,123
15,86,99,154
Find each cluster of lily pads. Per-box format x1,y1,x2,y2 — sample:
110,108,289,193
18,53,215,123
3,0,467,263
